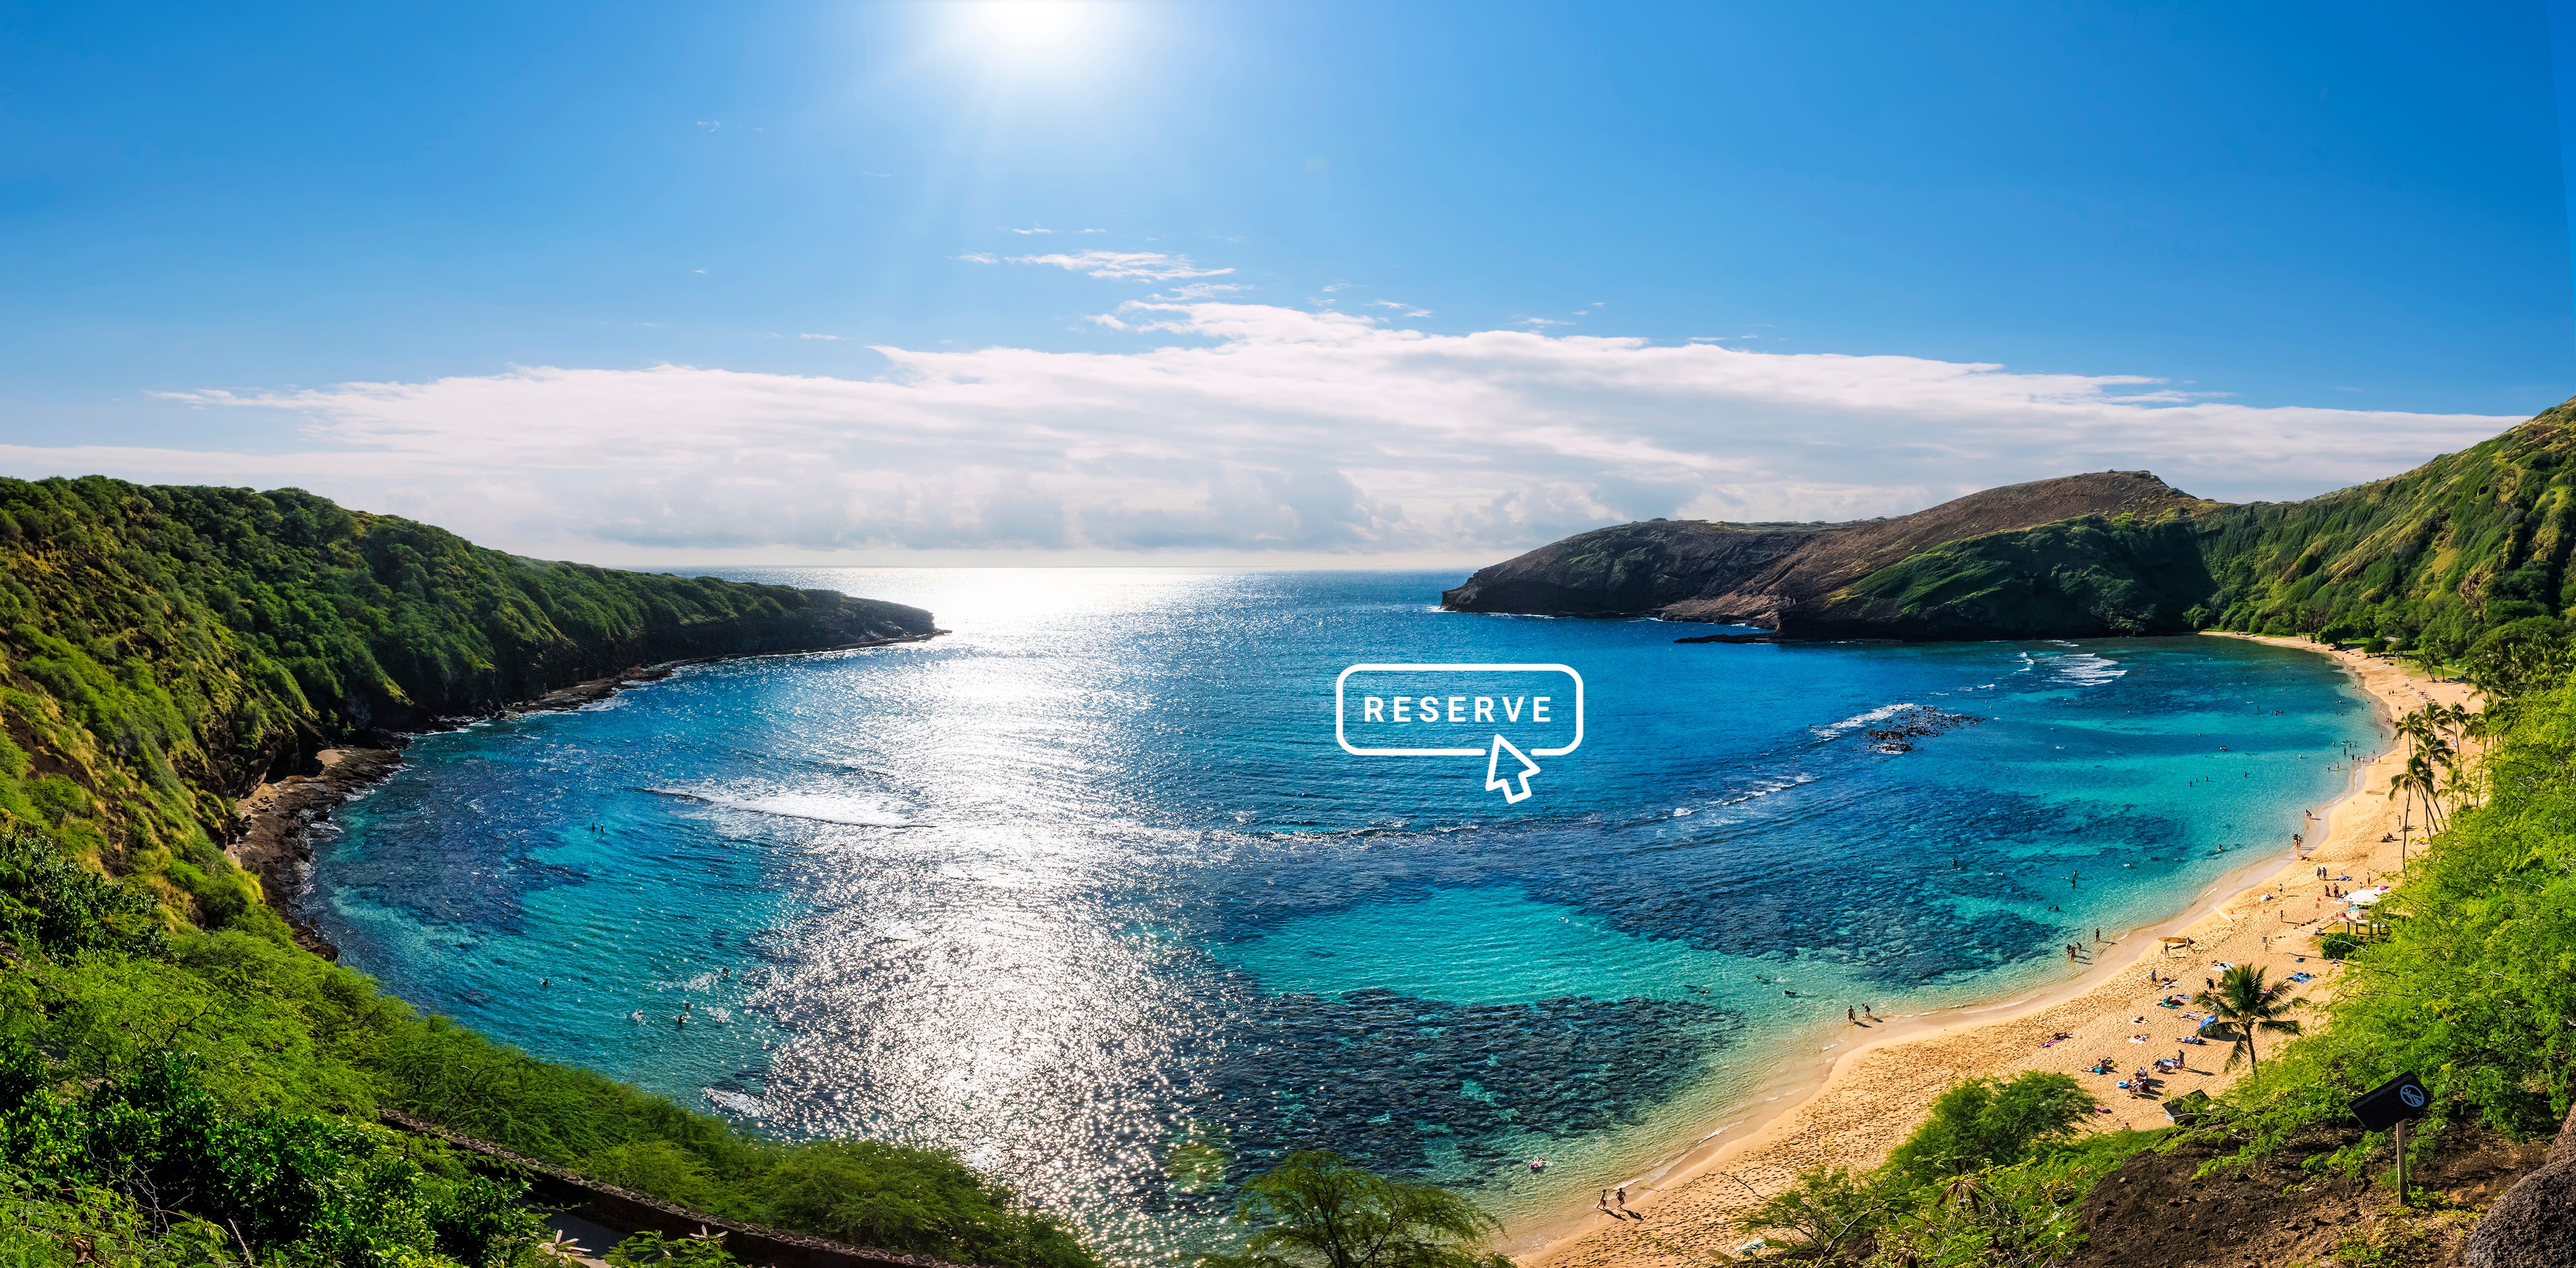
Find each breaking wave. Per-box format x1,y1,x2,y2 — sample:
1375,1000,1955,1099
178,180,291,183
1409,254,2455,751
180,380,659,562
1810,702,1918,740
648,787,916,827
2047,653,2127,686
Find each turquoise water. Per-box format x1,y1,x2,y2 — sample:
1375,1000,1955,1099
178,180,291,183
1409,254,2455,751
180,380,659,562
307,570,2378,1261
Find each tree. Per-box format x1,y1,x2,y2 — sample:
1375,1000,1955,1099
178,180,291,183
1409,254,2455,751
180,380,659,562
1199,1151,1509,1268
2461,618,2574,703
2396,706,2455,769
2192,964,2306,1075
1884,1073,2097,1187
2388,751,2448,840
1730,1165,1894,1261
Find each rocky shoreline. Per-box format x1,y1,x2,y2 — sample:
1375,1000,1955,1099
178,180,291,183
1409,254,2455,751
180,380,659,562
228,632,941,960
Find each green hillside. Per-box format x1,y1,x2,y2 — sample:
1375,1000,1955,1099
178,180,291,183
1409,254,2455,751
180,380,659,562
0,479,1105,1268
2193,401,2575,659
0,476,929,924
1809,511,2212,640
1812,397,2576,661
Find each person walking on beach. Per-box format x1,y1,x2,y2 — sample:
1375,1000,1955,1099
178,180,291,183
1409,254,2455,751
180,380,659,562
1597,1190,1610,1216
2094,928,2103,944
1615,1186,1629,1214
1848,1006,1857,1023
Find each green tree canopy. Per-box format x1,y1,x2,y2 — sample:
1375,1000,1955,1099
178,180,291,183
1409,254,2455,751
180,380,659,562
1884,1071,2099,1187
1200,1151,1509,1268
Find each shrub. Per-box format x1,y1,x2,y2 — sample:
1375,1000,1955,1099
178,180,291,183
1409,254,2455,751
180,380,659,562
1737,1075,2128,1264
0,1041,546,1267
0,824,165,959
1885,1072,2097,1187
760,1140,1099,1268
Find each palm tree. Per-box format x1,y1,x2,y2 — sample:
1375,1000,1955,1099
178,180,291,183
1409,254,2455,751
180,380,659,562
1200,1150,1509,1268
2437,701,2473,746
2193,964,2307,1077
2397,706,2453,767
2405,752,2448,834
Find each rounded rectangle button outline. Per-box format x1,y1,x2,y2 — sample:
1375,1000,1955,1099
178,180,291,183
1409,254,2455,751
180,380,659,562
1334,663,1585,757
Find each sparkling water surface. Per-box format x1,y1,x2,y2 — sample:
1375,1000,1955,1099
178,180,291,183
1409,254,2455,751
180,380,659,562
308,570,2378,1261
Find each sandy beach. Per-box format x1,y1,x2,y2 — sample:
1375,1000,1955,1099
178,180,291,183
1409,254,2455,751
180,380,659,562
1516,634,2474,1268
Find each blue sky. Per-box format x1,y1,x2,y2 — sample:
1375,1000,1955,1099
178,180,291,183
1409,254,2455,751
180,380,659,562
3,2,2571,563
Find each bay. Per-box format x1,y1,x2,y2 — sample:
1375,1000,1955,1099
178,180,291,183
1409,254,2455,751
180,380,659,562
307,568,2377,1261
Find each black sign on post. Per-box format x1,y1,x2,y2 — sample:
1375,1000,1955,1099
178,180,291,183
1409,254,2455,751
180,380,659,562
2351,1072,2432,1207
2350,1073,2432,1132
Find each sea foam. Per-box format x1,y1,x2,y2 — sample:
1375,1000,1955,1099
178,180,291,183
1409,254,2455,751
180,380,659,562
1810,702,1918,739
649,787,916,827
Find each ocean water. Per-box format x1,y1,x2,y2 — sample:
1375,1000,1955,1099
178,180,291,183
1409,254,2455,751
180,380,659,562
307,570,2378,1260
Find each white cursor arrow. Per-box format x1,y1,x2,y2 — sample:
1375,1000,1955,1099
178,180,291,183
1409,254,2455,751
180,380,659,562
1484,733,1542,803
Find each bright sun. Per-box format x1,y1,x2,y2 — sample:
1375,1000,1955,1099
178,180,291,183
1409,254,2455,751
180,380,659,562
959,1,1102,57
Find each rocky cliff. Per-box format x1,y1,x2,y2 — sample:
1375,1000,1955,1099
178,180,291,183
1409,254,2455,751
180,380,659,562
1444,398,2576,648
1441,470,2209,631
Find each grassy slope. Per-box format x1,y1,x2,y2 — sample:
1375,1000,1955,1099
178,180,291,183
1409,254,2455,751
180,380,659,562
1818,399,2576,653
0,479,1098,1268
2195,402,2576,659
1807,511,2212,639
0,476,928,924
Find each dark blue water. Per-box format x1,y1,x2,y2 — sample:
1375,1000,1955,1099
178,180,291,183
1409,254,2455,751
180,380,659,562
307,570,2377,1259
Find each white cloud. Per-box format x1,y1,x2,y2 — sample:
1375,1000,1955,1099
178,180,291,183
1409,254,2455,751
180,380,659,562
954,252,1001,264
1370,300,1432,317
799,333,843,341
1001,250,1232,282
1519,316,1569,328
1004,226,1105,235
22,301,2518,562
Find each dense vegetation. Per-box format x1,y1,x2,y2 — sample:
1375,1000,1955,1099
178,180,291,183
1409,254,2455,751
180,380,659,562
0,475,928,920
0,800,1094,1267
2192,401,2576,661
0,481,1104,1267
1733,1070,2153,1265
1820,399,2576,653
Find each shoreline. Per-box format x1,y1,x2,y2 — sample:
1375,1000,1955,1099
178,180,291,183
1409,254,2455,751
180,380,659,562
228,632,943,959
1515,633,2472,1267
